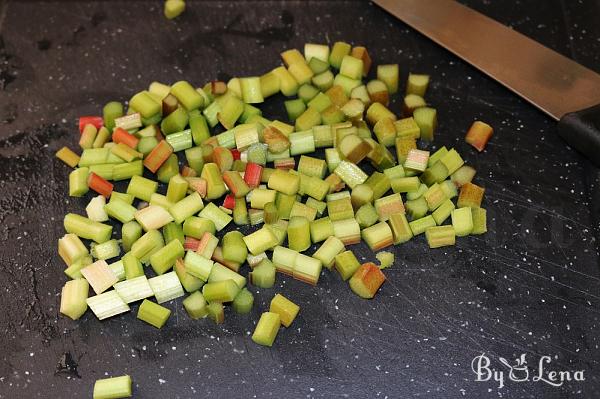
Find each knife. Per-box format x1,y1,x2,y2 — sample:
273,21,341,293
373,0,600,166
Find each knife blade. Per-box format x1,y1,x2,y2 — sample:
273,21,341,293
373,0,600,166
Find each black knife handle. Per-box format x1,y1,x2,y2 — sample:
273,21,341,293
558,104,600,167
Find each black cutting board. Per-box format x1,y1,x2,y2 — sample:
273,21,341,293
0,1,599,398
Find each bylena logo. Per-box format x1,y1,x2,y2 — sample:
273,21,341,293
471,353,585,389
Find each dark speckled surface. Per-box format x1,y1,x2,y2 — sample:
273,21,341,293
1,1,600,398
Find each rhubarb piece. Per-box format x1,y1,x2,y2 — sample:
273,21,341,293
201,163,228,200
86,290,129,320
471,207,488,235
250,188,277,210
272,245,297,275
223,170,250,198
355,203,379,229
375,251,394,270
364,171,390,201
440,180,459,199
184,250,214,281
182,291,208,319
334,161,368,189
93,375,132,399
361,221,393,251
373,117,396,147
122,252,144,280
249,258,276,288
130,229,164,265
329,41,352,69
287,216,311,252
451,207,474,237
404,149,430,172
465,121,493,151
307,92,332,112
339,55,363,80
420,161,450,186
290,129,317,155
144,140,173,173
113,275,153,304
406,73,430,97
232,288,254,314
413,107,437,141
81,260,118,295
377,64,399,94
271,66,298,97
405,197,428,220
58,233,89,266
198,203,232,231
222,231,248,264
293,253,322,285
150,238,184,275
289,201,317,221
263,126,291,154
60,279,89,320
338,134,370,163
127,175,158,202
206,302,225,324
350,184,374,209
451,165,476,187
114,113,142,131
367,79,389,106
102,102,124,131
366,102,396,125
309,216,334,243
349,262,386,299
304,43,330,64
202,279,240,303
268,169,300,195
350,46,372,76
64,213,112,244
164,0,185,19
208,262,246,288
90,239,120,261
56,146,80,168
69,167,89,197
432,198,456,225
457,182,485,208
388,212,413,244
350,85,371,106
270,294,300,327
312,236,345,270
79,123,97,149
135,204,174,231
252,312,280,346
423,183,448,211
137,299,171,329
148,271,184,303
394,117,421,139
409,215,436,236
374,193,405,221
332,217,361,245
440,148,465,175
334,250,361,281
391,176,420,193
171,81,204,110
182,216,215,240
240,76,264,104
402,94,426,116
425,226,456,249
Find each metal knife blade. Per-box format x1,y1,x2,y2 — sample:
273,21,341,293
372,0,600,121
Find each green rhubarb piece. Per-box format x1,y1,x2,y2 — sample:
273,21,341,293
232,288,254,314
451,207,474,237
252,312,280,347
182,291,208,319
